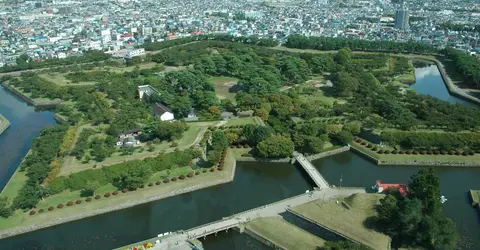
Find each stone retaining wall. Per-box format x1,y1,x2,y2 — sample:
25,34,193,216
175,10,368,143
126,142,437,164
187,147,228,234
1,82,60,108
0,114,10,135
235,157,291,163
306,146,350,161
378,160,480,167
243,227,286,250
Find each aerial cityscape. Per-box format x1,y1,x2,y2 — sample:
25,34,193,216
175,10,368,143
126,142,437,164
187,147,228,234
0,0,480,250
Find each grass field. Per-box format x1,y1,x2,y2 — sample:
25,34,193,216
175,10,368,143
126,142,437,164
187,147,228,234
226,116,264,126
59,121,218,176
246,217,325,250
38,73,96,86
291,193,390,250
208,76,239,103
0,148,237,233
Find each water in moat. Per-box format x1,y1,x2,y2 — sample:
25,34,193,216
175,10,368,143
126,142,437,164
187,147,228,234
1,65,480,250
411,64,478,107
0,85,56,190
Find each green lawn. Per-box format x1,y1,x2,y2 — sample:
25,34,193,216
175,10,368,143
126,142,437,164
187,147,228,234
246,217,325,250
208,76,239,103
0,171,27,204
39,73,96,86
226,116,264,126
291,193,391,250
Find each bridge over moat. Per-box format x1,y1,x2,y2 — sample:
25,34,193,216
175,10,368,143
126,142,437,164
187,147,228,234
293,152,330,189
118,188,365,250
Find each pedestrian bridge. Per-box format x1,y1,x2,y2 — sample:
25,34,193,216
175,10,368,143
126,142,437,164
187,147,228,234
294,153,330,189
118,188,365,250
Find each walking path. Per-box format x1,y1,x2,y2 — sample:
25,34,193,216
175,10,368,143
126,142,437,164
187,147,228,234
294,152,330,189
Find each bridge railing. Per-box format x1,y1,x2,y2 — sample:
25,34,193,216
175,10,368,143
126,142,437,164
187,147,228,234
295,155,330,187
188,224,238,239
232,192,310,218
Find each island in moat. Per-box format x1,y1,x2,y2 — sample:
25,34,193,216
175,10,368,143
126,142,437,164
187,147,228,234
0,35,479,250
0,114,10,136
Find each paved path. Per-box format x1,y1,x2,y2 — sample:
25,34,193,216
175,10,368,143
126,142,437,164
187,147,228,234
294,152,330,189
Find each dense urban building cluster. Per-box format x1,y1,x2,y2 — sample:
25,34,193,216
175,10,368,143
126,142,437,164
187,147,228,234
1,0,480,66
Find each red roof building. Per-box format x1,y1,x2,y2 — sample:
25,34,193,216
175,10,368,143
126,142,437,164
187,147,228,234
374,180,408,196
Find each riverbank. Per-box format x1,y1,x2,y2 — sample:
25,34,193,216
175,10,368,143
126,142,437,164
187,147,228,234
0,149,237,240
0,81,61,108
350,142,480,167
0,114,9,135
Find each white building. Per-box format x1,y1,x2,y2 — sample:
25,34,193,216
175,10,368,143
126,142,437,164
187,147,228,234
127,48,145,58
152,102,174,121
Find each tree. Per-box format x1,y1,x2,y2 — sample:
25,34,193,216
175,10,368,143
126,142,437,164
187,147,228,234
408,168,441,216
0,197,13,218
343,123,361,135
377,194,399,231
307,137,325,154
257,135,294,158
321,241,370,250
114,164,152,190
83,181,100,196
242,124,273,146
332,71,359,97
334,48,352,65
211,131,229,151
335,130,353,145
207,150,222,163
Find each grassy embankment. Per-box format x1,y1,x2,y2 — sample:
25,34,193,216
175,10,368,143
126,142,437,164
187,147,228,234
351,140,480,163
246,217,326,250
291,193,391,250
208,76,239,103
59,121,219,176
225,116,264,126
0,147,239,234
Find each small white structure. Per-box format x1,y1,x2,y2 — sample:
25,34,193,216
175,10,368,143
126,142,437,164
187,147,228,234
126,48,145,58
440,195,447,204
152,102,174,121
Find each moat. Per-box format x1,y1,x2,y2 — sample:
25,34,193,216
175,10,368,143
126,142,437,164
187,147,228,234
0,64,479,250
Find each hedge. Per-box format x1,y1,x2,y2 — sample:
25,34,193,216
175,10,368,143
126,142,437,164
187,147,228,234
76,200,82,204
113,191,119,195
48,207,54,211
57,204,64,209
95,195,101,199
29,210,36,215
104,192,111,198
50,149,201,193
39,208,44,213
86,197,92,202
67,201,74,206
381,131,480,151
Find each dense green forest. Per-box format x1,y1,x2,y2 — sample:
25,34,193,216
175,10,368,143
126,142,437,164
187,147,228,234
442,47,480,89
284,34,438,54
0,51,110,73
143,33,278,51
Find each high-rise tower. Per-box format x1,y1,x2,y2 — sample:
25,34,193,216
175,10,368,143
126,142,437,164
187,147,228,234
394,6,409,30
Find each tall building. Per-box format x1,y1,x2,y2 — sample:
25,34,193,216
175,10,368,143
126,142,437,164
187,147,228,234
394,7,409,30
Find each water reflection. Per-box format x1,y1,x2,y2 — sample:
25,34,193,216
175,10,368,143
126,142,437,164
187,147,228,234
411,66,475,107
